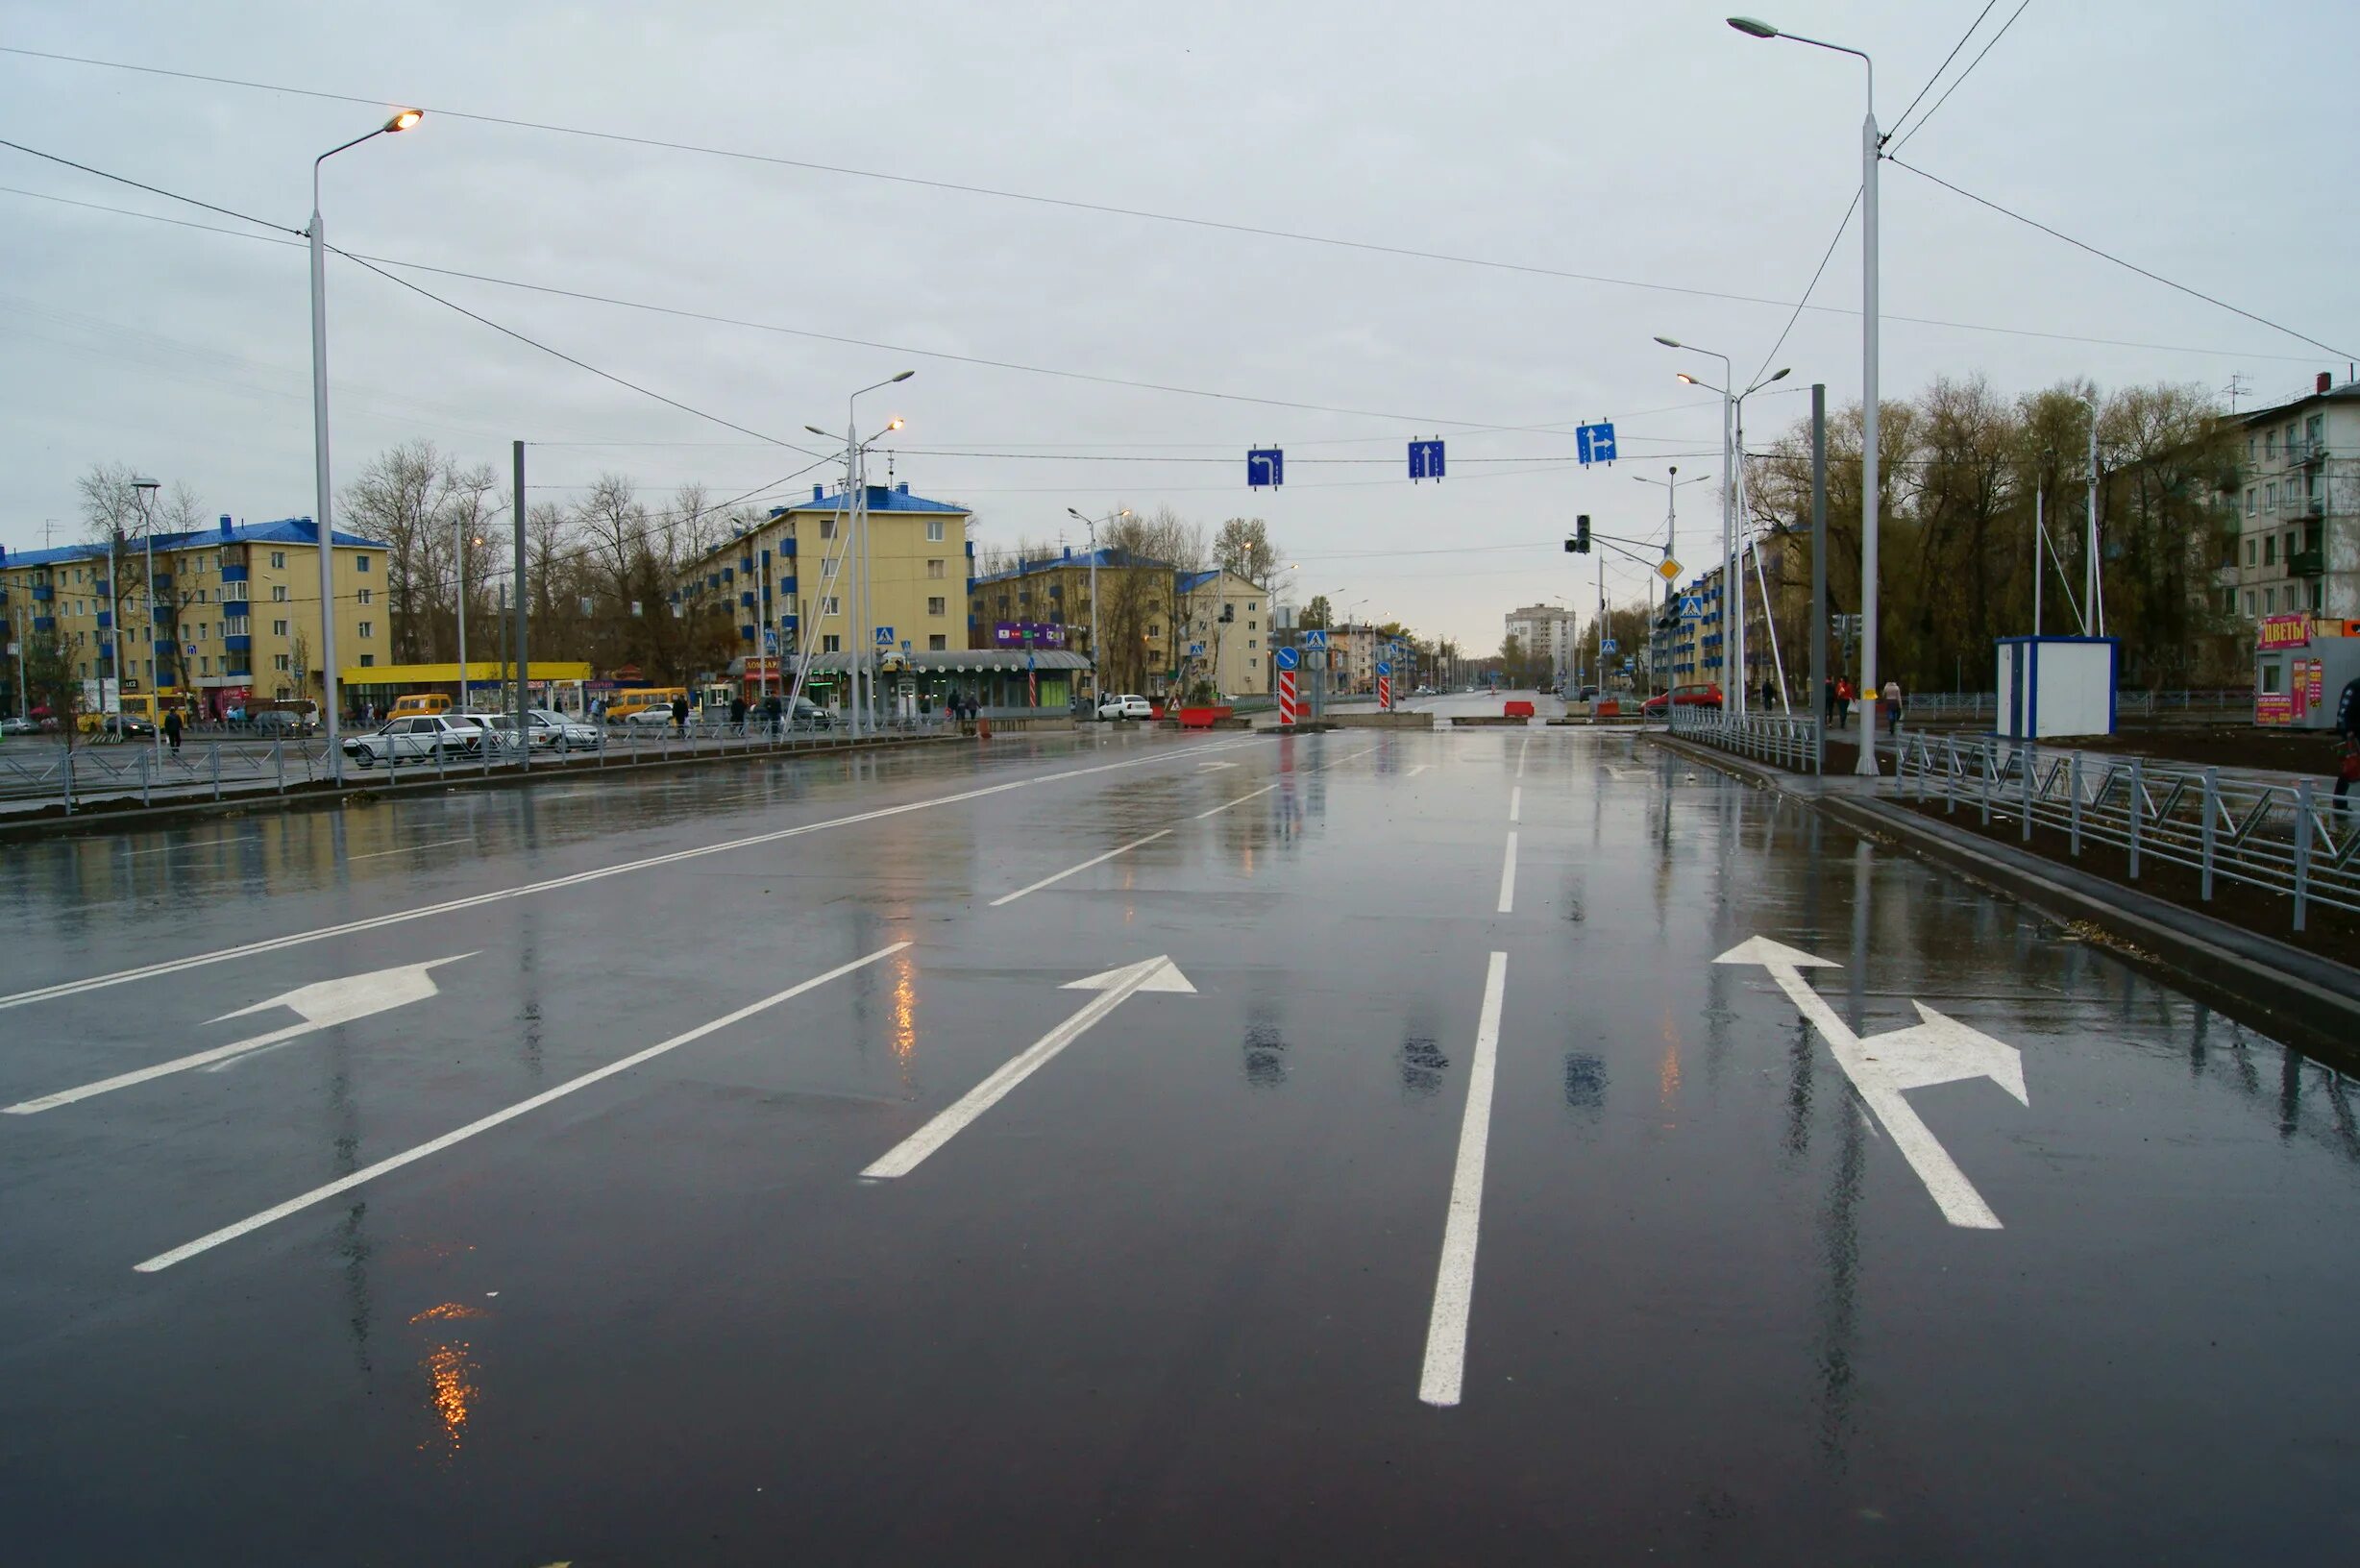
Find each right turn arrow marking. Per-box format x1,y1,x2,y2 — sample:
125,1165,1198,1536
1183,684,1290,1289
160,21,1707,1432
1716,936,2027,1229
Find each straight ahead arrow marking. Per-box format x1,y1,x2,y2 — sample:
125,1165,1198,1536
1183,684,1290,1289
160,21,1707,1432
861,956,1193,1180
5,954,476,1115
1716,937,2026,1230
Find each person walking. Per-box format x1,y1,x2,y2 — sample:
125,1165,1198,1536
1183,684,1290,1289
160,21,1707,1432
163,709,183,755
1823,677,1837,726
1760,676,1776,711
1882,677,1904,733
2335,673,2360,820
1834,677,1851,729
671,694,689,737
728,694,748,735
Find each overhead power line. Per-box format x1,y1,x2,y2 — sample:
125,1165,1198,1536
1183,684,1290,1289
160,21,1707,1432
1752,186,1860,385
1887,1,2001,145
1889,0,2036,155
0,40,2332,371
1887,157,2357,360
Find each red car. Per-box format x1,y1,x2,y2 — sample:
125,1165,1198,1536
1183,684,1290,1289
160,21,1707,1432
1641,682,1725,716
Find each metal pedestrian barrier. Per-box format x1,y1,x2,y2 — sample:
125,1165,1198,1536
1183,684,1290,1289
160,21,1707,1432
1666,706,1825,773
0,717,959,818
1891,731,2356,932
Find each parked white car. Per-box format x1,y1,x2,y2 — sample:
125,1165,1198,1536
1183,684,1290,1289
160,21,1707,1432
1097,694,1153,721
341,715,488,768
532,709,602,749
459,711,553,752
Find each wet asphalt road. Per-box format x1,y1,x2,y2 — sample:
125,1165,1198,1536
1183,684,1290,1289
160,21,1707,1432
2,696,2356,1565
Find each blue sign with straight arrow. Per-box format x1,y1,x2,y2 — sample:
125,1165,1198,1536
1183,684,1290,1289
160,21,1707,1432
1575,422,1617,466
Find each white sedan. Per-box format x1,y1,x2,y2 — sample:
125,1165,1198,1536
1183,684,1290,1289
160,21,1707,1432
1097,694,1153,721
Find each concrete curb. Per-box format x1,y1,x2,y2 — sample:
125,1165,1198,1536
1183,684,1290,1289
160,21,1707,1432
1647,732,2360,1061
0,732,964,845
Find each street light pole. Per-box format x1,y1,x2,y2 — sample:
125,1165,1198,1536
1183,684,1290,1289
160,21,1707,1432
1658,339,1734,708
1730,15,1878,771
132,476,160,764
311,110,421,779
1067,506,1130,709
455,522,468,711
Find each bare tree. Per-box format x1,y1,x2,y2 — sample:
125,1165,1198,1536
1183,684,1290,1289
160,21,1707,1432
341,441,449,664
1214,516,1278,582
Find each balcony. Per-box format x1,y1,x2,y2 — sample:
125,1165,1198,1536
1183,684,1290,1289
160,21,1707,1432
777,576,797,596
96,611,112,629
224,634,252,652
2295,438,2327,466
32,584,53,602
219,565,245,583
740,592,756,608
2289,547,2325,577
33,616,54,633
221,600,249,622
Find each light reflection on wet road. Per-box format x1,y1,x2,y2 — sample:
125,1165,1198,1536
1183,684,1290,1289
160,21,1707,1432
2,707,2356,1564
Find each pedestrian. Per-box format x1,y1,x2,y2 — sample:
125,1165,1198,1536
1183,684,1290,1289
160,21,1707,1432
1834,676,1851,728
1761,676,1776,711
671,695,689,736
1823,677,1837,725
1882,677,1904,732
764,694,782,736
2335,674,2360,820
728,694,748,735
163,709,183,754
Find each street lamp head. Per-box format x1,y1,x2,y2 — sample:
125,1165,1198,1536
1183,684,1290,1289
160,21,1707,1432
131,476,160,492
889,370,916,383
384,109,424,133
804,425,833,439
1118,508,1132,518
1677,373,1699,386
1768,366,1792,382
1067,506,1086,520
1728,16,1780,38
1653,335,1683,349
886,417,904,431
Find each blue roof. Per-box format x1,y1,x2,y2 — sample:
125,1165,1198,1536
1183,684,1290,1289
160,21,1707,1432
771,483,968,518
970,546,1172,588
0,516,385,569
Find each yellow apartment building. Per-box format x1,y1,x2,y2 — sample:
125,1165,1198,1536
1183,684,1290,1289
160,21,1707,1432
1176,569,1271,699
0,516,388,719
967,545,1185,699
674,480,972,701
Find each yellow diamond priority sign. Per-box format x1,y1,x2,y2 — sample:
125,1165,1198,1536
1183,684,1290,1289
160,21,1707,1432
1658,557,1683,581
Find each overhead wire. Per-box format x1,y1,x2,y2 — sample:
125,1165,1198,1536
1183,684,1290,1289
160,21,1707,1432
1885,0,2000,144
1888,0,2036,154
0,44,2333,366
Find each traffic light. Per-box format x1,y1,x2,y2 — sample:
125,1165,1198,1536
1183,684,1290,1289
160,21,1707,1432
1564,514,1591,553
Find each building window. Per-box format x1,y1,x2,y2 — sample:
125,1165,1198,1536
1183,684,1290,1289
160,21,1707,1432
927,597,946,616
819,518,837,540
224,580,247,601
2263,587,2275,612
822,633,841,652
358,653,374,668
2266,430,2277,459
356,589,372,605
272,619,288,636
274,653,291,671
2264,536,2276,566
821,596,840,616
272,584,288,602
2247,435,2256,463
356,555,371,573
1148,625,1161,639
270,551,285,569
357,621,374,639
926,520,946,542
2312,581,2325,611
2246,488,2256,516
928,634,947,650
2243,589,2255,616
200,656,210,675
927,558,946,578
2246,538,2258,567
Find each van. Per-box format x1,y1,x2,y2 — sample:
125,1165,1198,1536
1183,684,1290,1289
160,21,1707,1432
388,693,452,720
603,687,687,723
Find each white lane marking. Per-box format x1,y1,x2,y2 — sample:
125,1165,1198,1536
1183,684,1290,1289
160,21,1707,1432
348,837,474,861
1418,950,1510,1408
7,954,474,1114
135,943,908,1273
1509,786,1521,823
1195,782,1278,820
1495,831,1518,915
1515,736,1530,778
989,829,1174,907
1196,761,1240,772
1715,937,2025,1230
2,739,1256,1016
861,955,1192,1180
1406,764,1431,777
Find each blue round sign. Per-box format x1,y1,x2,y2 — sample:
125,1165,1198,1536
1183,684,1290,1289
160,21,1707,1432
1274,647,1300,672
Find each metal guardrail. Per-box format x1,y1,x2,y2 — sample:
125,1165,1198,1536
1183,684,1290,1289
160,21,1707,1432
1667,706,1824,772
1892,731,2355,932
1895,689,2249,721
0,718,956,818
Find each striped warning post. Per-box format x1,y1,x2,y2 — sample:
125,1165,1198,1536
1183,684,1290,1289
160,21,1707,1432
1277,669,1300,726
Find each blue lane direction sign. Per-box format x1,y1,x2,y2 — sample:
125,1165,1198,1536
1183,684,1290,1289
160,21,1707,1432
1301,628,1328,649
1375,660,1392,676
874,625,896,647
1247,448,1285,488
1274,646,1300,671
1408,439,1444,481
1575,422,1618,466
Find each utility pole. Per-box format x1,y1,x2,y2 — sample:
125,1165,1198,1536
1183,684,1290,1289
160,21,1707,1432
511,439,529,772
1809,384,1829,774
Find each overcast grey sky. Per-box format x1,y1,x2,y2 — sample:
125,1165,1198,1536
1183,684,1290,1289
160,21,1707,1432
5,0,2355,649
